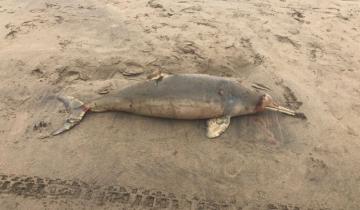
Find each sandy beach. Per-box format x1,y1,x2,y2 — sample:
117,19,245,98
0,0,360,209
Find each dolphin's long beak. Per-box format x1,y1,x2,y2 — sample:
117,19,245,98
264,102,296,116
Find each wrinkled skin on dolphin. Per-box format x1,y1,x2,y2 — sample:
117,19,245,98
52,74,302,138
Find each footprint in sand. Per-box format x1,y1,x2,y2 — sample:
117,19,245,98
290,9,305,23
305,156,329,182
308,42,325,62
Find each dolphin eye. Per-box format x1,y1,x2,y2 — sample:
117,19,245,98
218,89,224,96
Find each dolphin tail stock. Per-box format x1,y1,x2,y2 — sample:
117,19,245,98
52,95,90,136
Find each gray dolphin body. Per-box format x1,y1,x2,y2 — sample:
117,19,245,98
53,74,299,138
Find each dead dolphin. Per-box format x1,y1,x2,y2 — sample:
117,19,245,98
52,73,303,138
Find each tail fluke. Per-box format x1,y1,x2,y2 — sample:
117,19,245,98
52,96,89,136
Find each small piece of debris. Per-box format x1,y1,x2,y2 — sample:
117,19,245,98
147,0,163,9
33,120,50,131
31,68,44,77
294,112,307,120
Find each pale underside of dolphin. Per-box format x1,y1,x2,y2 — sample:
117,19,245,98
52,73,304,138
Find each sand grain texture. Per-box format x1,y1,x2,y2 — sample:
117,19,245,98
0,0,360,209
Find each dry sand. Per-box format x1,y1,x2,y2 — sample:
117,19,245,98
0,0,360,209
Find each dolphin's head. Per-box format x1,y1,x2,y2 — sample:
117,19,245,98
255,93,276,112
256,93,296,116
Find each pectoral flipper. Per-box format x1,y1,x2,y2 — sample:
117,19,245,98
206,115,231,138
